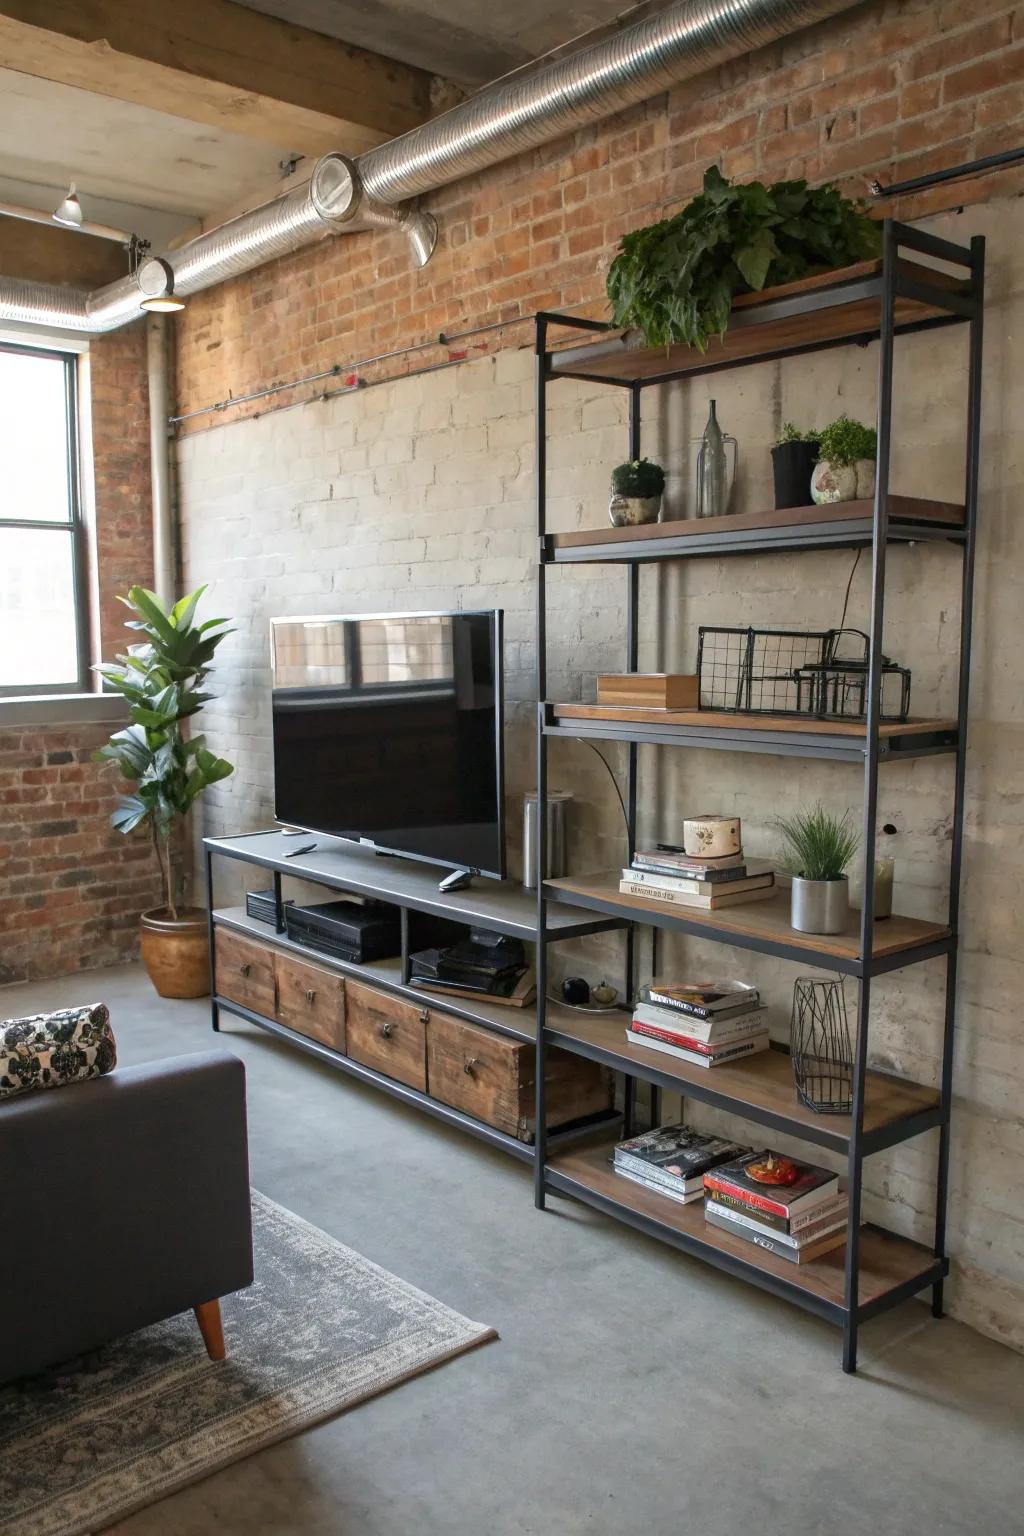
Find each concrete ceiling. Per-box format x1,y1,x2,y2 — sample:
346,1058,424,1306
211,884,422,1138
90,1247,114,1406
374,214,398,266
228,0,636,86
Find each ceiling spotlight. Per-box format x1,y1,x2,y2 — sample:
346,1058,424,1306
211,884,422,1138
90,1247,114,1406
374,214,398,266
53,184,84,229
137,256,185,314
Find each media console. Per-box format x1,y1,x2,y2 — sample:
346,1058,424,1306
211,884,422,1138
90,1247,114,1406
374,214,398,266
204,830,625,1160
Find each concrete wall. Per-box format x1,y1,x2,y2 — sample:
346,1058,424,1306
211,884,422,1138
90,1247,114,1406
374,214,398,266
178,193,1023,1355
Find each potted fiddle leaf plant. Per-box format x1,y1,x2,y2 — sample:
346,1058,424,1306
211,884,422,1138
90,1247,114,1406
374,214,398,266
776,804,859,936
609,457,666,526
810,415,877,505
771,422,820,509
95,586,234,999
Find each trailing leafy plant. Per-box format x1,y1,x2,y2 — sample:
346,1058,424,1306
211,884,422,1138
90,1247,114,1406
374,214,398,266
607,165,881,352
95,586,234,919
815,415,877,467
611,457,666,498
776,804,859,882
776,421,820,447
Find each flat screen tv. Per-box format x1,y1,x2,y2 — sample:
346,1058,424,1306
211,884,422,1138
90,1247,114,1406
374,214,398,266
270,610,505,880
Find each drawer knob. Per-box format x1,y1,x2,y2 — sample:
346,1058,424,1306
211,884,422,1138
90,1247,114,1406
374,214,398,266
463,1057,479,1076
418,1008,430,1024
239,962,251,978
304,988,317,1004
380,1021,393,1039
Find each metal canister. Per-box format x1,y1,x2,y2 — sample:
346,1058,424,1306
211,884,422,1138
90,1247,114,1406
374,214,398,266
522,790,572,889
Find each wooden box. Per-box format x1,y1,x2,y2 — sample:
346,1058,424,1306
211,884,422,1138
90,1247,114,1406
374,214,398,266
215,928,276,1017
346,980,429,1092
275,951,346,1051
596,673,698,709
427,1013,613,1143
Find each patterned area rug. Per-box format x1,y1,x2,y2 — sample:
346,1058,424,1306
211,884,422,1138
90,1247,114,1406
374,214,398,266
0,1192,496,1536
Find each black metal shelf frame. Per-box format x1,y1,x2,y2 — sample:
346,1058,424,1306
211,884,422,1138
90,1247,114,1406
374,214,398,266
532,218,985,1374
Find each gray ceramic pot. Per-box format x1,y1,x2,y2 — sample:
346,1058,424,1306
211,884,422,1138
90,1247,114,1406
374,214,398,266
790,875,849,935
608,492,662,527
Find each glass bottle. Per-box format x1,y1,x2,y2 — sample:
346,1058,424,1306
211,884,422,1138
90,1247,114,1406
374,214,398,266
696,399,735,518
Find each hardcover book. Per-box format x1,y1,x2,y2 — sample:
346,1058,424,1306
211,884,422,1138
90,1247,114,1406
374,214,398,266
625,1028,769,1068
619,879,776,910
703,1187,848,1235
641,979,760,1018
623,868,774,898
612,1165,706,1205
628,861,750,885
634,848,745,873
704,1205,848,1264
703,1151,839,1219
631,1003,767,1045
704,1193,848,1247
613,1125,747,1191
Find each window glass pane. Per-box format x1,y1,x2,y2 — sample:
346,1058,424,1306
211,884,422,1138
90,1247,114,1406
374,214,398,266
0,350,72,523
0,527,79,688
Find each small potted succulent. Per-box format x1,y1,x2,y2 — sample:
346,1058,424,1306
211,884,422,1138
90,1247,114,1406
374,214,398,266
776,804,859,935
771,422,821,509
810,416,878,505
609,457,665,527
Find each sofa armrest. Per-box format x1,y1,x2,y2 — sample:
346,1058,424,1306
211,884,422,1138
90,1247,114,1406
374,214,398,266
0,1050,253,1383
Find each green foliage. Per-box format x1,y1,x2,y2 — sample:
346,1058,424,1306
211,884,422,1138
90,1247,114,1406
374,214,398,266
776,804,859,882
95,586,234,918
776,421,820,447
815,415,877,467
606,165,881,352
611,457,666,497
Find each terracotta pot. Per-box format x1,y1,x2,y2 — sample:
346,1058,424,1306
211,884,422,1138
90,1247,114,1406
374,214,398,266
140,907,210,999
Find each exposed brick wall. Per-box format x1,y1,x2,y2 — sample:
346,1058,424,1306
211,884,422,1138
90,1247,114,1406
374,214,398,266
0,724,162,985
174,0,1024,429
0,322,159,988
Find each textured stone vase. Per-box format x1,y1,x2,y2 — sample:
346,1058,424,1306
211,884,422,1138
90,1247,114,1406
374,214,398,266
810,458,876,505
140,907,210,998
608,492,662,527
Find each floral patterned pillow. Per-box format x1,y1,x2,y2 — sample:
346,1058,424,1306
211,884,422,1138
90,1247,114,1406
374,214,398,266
0,1004,117,1101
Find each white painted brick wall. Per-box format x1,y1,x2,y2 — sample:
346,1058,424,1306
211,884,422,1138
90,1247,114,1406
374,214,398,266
178,198,1024,1355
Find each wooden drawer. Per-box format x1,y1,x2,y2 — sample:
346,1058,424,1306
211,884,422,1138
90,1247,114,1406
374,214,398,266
215,928,276,1017
346,981,428,1092
275,951,346,1051
427,1013,613,1142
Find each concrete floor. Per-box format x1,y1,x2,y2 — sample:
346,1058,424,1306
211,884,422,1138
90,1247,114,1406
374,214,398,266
5,963,1023,1536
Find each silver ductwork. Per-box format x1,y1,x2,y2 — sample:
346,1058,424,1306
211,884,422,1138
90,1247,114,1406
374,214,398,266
0,0,861,334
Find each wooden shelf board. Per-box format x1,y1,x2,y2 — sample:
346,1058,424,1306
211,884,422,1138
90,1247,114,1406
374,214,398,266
550,702,957,740
547,1138,939,1310
547,258,968,384
544,872,951,966
546,1015,939,1150
547,496,964,555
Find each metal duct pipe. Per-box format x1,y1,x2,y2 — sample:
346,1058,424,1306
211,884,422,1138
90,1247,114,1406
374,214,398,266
357,0,859,204
0,0,861,333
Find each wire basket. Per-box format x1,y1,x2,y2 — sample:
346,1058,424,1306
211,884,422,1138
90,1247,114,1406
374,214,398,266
790,975,854,1114
696,626,911,721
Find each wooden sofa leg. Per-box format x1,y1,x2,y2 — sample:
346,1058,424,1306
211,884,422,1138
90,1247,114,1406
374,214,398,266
194,1299,226,1361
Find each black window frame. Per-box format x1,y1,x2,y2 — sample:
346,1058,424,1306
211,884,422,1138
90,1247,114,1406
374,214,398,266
0,341,91,697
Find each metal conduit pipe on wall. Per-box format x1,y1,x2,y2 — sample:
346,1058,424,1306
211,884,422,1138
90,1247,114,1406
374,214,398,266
0,0,862,334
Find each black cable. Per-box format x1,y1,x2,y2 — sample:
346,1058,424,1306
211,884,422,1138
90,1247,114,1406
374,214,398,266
838,546,862,634
576,739,629,842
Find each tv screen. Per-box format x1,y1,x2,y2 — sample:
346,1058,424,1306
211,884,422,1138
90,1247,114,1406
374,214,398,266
271,610,505,879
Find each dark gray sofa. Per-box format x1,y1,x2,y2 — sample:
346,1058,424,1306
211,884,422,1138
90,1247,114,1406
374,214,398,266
0,1049,253,1386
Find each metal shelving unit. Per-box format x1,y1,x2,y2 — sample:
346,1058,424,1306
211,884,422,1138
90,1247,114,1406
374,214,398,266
532,219,985,1373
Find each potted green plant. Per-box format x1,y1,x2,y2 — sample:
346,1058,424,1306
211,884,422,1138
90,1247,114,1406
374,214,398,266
776,804,859,935
95,586,234,998
609,457,666,527
606,165,881,353
772,422,821,510
811,415,878,505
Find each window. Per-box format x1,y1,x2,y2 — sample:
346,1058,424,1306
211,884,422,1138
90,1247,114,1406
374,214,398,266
0,344,88,695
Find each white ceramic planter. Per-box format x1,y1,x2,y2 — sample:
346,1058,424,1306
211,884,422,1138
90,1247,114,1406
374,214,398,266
810,458,876,505
608,492,662,527
790,875,849,935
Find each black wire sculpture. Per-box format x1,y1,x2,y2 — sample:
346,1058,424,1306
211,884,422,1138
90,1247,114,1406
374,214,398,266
791,975,854,1115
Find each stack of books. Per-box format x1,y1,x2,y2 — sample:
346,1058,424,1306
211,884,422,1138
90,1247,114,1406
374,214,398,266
626,978,769,1069
703,1150,848,1264
613,1125,748,1205
619,845,775,911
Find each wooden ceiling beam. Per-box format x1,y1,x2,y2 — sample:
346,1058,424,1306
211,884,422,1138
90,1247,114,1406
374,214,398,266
0,0,439,157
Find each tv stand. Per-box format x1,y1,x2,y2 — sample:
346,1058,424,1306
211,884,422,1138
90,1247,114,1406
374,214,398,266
437,867,476,893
